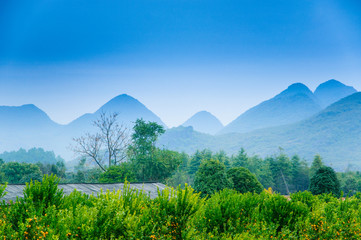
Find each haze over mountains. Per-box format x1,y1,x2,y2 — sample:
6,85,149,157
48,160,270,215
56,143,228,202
220,79,357,134
0,79,359,169
160,91,361,170
0,94,166,159
182,111,223,135
314,80,357,108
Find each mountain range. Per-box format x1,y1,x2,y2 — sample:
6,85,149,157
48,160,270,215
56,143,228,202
220,79,357,134
159,91,361,170
0,79,359,169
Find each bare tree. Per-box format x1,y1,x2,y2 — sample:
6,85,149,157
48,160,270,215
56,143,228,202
72,112,130,171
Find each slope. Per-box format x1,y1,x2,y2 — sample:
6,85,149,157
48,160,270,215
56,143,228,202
182,111,223,135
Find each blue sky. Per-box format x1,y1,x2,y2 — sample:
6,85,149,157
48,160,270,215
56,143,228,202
1,0,361,126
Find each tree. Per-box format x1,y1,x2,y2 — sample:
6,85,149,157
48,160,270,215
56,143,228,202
290,155,310,192
188,149,212,175
128,119,166,181
310,154,323,177
342,176,358,196
267,153,292,195
309,166,341,197
99,162,136,183
0,162,42,183
72,112,130,171
193,159,233,197
214,150,231,169
227,167,263,194
232,148,248,168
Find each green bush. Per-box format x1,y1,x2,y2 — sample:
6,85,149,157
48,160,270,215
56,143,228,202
3,176,361,239
99,163,136,183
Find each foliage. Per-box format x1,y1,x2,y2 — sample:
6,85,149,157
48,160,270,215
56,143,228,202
227,167,263,194
0,147,64,164
188,149,212,176
193,159,232,197
0,182,7,200
129,119,179,182
0,162,42,183
23,174,64,209
99,162,136,183
310,154,324,177
310,166,341,197
3,176,361,239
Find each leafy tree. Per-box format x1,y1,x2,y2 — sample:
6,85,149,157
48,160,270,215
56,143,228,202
232,148,248,168
309,166,341,197
0,148,64,165
290,155,310,192
342,176,358,196
227,167,263,194
267,153,292,195
0,162,42,183
214,151,231,169
188,149,212,175
150,149,182,182
129,119,179,182
99,162,136,183
37,160,66,179
193,159,232,197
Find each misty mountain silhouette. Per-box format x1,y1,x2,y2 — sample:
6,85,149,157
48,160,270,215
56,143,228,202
181,111,223,135
159,92,361,170
220,83,322,134
0,104,60,133
0,94,166,160
314,79,357,108
67,94,166,135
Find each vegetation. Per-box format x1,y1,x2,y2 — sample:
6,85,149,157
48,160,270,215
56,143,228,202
227,167,263,194
0,147,64,165
193,159,232,197
2,176,361,239
310,166,341,197
72,112,130,171
3,116,361,238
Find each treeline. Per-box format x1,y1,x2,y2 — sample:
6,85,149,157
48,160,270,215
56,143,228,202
0,148,64,164
1,118,361,197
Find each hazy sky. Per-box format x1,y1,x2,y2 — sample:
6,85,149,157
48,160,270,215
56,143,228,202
1,0,361,127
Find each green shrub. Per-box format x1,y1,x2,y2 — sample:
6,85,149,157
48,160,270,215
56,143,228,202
99,163,137,183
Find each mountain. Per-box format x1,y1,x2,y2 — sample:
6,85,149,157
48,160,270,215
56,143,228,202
219,83,322,134
0,94,166,160
0,104,64,154
67,94,166,136
159,92,361,170
314,79,357,108
0,104,60,132
182,111,223,135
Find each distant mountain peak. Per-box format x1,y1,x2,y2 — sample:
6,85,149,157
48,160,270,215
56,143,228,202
69,93,167,131
314,79,357,108
318,79,346,88
182,111,223,135
278,83,313,97
96,94,146,114
219,82,321,134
